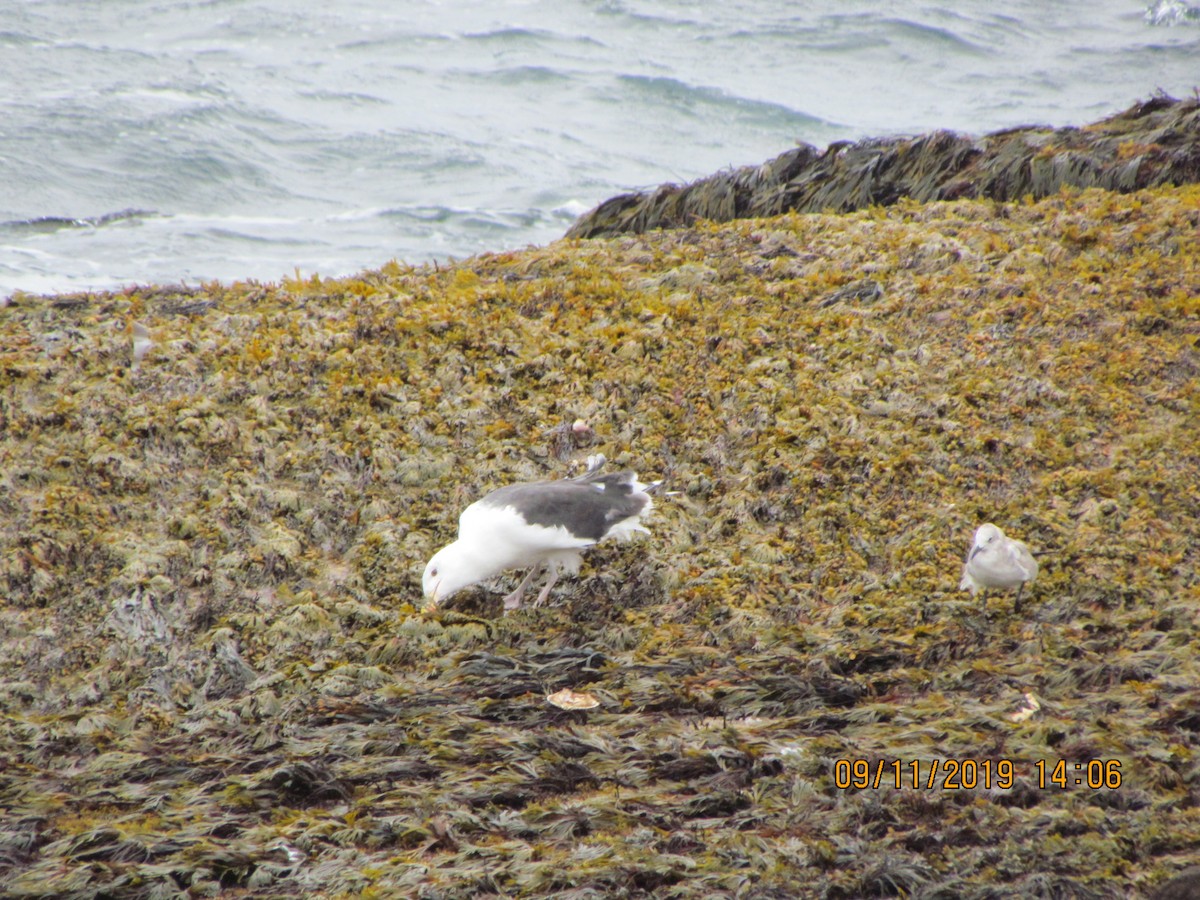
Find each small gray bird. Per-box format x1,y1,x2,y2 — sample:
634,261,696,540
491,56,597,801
959,523,1038,611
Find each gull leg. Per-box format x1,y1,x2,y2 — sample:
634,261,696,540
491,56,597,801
503,566,541,612
534,568,561,607
976,589,991,621
1013,583,1026,615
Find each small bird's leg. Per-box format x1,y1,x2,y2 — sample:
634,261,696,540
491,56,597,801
1013,583,1026,615
503,566,541,612
534,568,561,607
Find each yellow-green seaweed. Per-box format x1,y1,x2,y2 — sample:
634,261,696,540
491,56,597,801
1,183,1199,898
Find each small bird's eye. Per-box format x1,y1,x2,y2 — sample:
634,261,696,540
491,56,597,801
431,568,438,577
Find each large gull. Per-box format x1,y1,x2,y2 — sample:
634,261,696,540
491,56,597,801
423,454,657,610
959,523,1038,610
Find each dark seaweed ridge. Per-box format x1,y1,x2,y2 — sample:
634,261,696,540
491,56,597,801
567,94,1200,240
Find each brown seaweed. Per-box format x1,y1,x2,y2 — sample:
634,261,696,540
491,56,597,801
2,181,1199,897
567,94,1200,241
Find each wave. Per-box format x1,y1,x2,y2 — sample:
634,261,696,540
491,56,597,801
592,2,704,30
0,209,157,236
877,16,989,53
615,75,838,129
1145,0,1200,25
462,26,554,43
458,64,578,88
0,30,44,47
460,26,604,48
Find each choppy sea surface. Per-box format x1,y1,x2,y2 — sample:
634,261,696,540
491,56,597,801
2,0,1198,297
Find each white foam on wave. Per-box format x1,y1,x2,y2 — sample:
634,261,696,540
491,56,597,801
1145,0,1200,25
552,199,590,218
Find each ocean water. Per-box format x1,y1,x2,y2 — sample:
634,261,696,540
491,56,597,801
2,0,1198,297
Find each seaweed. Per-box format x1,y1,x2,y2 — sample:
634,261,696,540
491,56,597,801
2,181,1199,896
567,95,1200,242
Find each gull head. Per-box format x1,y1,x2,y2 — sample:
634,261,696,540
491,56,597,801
422,542,481,606
972,523,1005,550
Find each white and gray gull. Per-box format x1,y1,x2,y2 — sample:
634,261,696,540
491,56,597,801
959,523,1038,610
423,454,658,611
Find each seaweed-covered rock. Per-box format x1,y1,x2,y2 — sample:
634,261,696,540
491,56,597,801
567,94,1200,239
2,182,1199,896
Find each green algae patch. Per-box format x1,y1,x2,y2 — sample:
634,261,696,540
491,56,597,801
2,184,1200,897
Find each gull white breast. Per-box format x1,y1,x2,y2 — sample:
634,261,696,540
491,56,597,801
423,455,657,611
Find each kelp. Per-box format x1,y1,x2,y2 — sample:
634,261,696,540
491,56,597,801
1,182,1199,897
567,94,1200,240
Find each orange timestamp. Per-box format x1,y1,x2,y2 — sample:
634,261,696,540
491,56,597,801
833,758,1123,791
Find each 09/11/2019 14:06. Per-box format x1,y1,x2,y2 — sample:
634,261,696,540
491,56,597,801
833,758,1123,791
